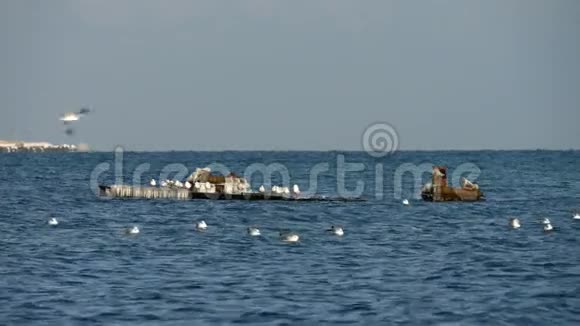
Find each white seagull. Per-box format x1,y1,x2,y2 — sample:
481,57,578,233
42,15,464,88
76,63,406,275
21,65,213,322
59,107,90,124
59,113,81,123
402,199,410,206
259,185,265,193
292,184,300,195
280,232,300,243
48,218,59,226
196,220,208,230
328,225,344,236
247,227,261,236
542,218,553,232
126,226,140,235
185,181,192,189
573,211,580,220
150,179,157,187
509,217,521,229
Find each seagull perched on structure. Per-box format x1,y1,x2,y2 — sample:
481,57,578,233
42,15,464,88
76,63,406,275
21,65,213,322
259,185,265,193
292,184,300,195
150,179,157,187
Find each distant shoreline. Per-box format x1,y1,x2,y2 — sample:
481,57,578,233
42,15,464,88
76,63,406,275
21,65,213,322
25,149,578,153
0,140,79,153
1,140,577,154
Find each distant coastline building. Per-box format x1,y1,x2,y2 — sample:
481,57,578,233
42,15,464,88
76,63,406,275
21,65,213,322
0,140,78,153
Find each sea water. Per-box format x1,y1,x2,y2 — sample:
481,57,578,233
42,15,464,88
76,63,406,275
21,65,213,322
0,151,579,325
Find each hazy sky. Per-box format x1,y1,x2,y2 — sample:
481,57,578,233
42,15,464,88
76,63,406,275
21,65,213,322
1,0,579,150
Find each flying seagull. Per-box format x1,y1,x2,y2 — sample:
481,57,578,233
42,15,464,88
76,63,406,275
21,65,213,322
60,107,92,136
59,107,91,125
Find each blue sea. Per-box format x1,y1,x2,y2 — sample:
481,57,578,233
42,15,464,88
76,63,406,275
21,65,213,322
1,151,579,325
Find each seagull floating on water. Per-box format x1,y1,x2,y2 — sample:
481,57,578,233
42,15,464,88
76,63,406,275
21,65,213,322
542,218,554,232
328,225,344,236
196,220,208,230
280,232,300,243
509,217,521,229
402,199,410,206
48,218,58,226
126,226,140,235
573,211,580,220
247,226,261,236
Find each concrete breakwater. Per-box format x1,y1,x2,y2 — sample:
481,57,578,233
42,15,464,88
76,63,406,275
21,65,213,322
98,184,365,202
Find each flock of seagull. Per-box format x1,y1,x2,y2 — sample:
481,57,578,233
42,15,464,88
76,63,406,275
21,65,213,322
149,178,302,197
509,212,580,231
45,216,344,243
46,203,580,242
46,216,342,243
150,179,191,189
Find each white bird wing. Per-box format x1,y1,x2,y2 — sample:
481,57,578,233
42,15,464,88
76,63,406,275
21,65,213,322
60,113,80,123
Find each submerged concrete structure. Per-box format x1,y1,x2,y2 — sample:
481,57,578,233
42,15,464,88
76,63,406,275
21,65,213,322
99,166,364,202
